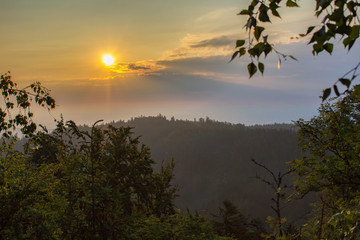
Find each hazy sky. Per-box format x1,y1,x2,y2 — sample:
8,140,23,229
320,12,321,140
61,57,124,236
1,0,359,127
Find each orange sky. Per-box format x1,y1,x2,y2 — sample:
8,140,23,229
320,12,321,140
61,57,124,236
1,0,359,127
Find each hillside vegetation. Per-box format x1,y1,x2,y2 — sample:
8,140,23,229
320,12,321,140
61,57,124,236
72,116,309,221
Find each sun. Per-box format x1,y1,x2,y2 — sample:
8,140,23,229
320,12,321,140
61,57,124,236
102,54,115,66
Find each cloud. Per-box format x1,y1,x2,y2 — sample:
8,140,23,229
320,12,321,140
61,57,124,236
189,35,234,48
108,61,165,75
160,33,236,61
96,33,237,78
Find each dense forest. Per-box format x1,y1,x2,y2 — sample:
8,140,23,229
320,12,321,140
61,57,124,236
80,116,309,220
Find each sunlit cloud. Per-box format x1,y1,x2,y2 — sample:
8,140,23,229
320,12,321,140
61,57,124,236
107,61,165,75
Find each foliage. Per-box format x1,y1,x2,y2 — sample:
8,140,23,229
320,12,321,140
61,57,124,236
0,128,234,239
292,89,360,199
0,72,55,137
324,198,360,239
233,0,360,100
0,77,197,240
291,88,360,239
0,139,66,239
129,212,235,240
0,118,184,239
25,119,179,239
212,200,265,239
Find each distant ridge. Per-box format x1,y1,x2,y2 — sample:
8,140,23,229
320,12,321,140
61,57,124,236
86,115,307,221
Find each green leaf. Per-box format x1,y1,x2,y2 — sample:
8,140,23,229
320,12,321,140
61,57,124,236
343,37,356,50
313,44,323,55
286,0,299,7
333,85,340,96
322,88,331,101
269,2,281,18
264,43,272,57
323,43,333,54
289,55,298,61
253,42,265,56
270,8,280,18
347,1,356,15
339,78,351,88
306,26,315,35
258,62,264,75
328,8,343,22
354,85,360,97
247,62,258,78
250,0,260,7
350,25,360,40
236,40,246,48
239,47,246,56
317,0,331,10
326,23,336,32
248,48,258,57
229,51,239,62
259,4,270,22
254,26,265,41
238,9,250,15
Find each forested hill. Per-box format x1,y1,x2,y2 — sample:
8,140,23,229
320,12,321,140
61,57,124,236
77,115,308,221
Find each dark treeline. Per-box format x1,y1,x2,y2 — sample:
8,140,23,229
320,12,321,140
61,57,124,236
69,115,310,222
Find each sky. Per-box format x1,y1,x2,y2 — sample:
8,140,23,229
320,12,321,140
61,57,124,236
1,0,359,127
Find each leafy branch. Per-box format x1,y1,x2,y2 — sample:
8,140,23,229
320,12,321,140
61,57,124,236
251,158,294,238
230,0,298,78
322,61,360,100
0,71,56,137
233,0,360,100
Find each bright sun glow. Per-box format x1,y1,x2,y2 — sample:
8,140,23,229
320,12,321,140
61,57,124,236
102,54,115,66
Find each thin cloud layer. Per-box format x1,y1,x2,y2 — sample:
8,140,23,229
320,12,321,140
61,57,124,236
161,33,236,61
189,35,234,48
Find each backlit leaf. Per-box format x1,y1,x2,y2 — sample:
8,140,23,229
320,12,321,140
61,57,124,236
254,26,265,41
322,88,331,101
324,43,333,54
289,55,298,61
259,4,270,22
258,62,264,75
236,40,246,48
239,47,246,56
339,78,351,88
238,9,250,15
248,62,258,78
333,85,340,96
286,0,299,7
230,51,239,62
